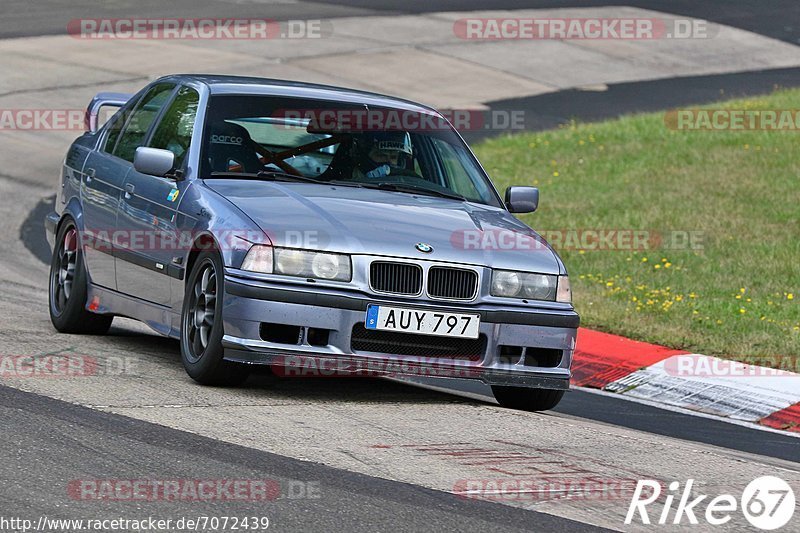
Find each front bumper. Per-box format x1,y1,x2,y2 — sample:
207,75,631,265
222,274,578,390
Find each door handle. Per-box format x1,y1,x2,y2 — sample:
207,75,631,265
124,183,135,199
85,168,95,183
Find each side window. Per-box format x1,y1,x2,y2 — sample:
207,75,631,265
148,86,200,169
102,103,137,154
112,83,175,163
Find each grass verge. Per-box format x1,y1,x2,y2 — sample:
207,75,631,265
474,89,800,361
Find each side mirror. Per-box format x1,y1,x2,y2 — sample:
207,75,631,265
134,147,176,178
505,186,539,213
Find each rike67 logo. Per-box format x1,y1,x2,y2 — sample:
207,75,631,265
626,476,795,530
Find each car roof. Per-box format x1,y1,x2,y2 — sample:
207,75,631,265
156,74,441,115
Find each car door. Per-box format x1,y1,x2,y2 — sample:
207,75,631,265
81,98,140,290
94,82,176,305
115,85,200,306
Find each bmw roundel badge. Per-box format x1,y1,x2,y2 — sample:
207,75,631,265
415,242,433,253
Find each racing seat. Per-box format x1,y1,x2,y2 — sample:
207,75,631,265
316,138,355,181
207,121,263,174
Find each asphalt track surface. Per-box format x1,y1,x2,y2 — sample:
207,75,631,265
467,66,800,142
4,1,800,136
2,1,799,44
2,2,800,532
1,384,608,532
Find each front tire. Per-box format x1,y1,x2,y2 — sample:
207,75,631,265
180,250,249,386
492,386,565,412
48,220,113,334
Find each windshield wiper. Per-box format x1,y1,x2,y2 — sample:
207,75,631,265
358,182,466,201
208,171,323,184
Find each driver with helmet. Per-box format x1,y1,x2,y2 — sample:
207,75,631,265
350,131,413,179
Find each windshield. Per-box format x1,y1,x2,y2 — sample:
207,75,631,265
200,95,503,207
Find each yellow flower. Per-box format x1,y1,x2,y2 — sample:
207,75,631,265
788,293,795,300
739,308,746,314
654,264,661,269
739,288,746,294
641,257,648,263
553,171,560,177
689,293,696,299
664,262,672,268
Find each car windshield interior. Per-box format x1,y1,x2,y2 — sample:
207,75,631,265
201,95,502,207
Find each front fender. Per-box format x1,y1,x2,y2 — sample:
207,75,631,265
175,180,272,274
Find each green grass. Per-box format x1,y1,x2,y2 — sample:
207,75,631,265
474,89,800,360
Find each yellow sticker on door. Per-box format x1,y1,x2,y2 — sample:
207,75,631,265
167,189,180,202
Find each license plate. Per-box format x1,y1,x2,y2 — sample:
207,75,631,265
365,304,480,339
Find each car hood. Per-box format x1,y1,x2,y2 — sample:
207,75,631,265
206,180,563,274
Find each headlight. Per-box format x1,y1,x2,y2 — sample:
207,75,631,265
491,270,560,301
242,245,351,282
491,270,521,297
274,248,306,276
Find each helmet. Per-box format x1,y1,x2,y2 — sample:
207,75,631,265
371,131,413,157
353,131,412,170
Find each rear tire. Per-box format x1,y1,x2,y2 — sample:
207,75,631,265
492,386,565,412
180,250,249,386
48,219,113,334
